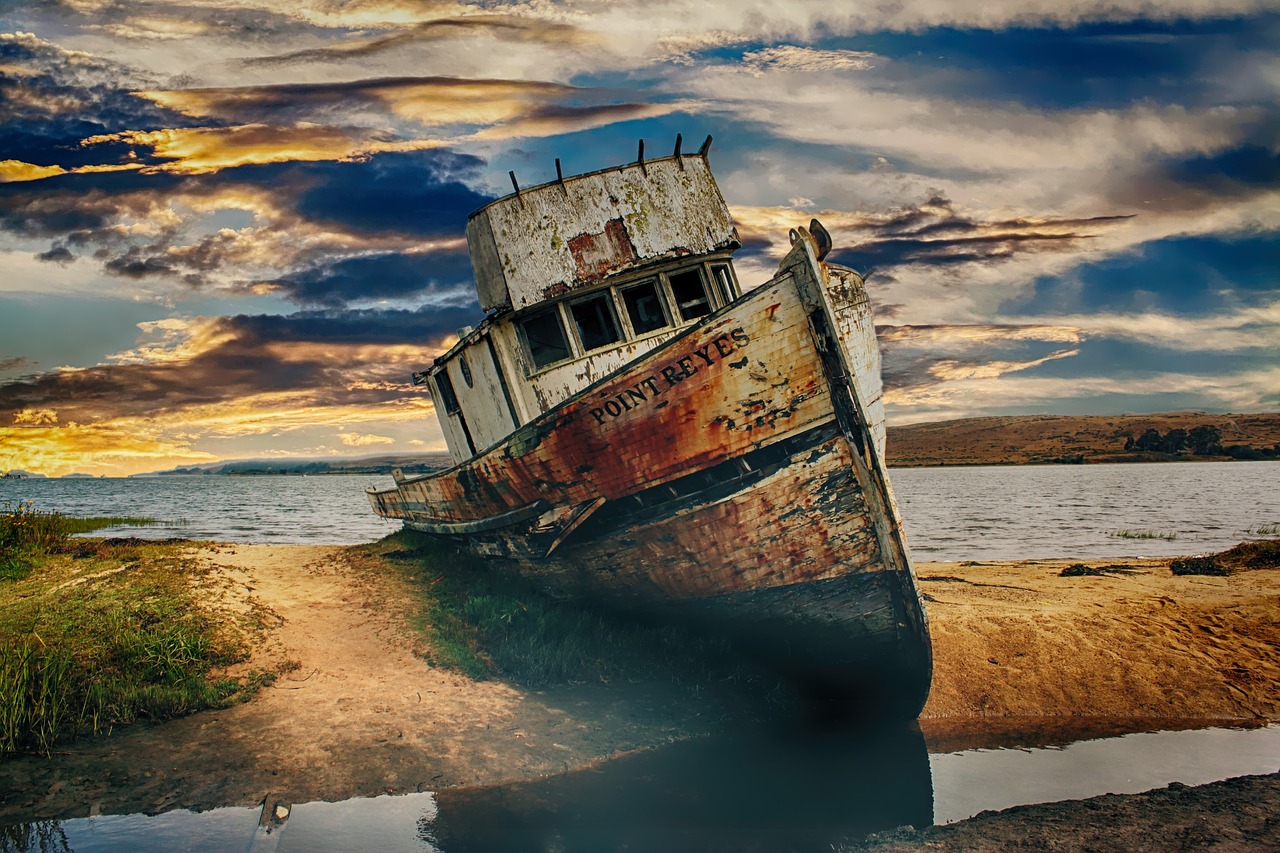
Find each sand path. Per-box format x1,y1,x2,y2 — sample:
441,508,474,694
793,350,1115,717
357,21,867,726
0,544,723,821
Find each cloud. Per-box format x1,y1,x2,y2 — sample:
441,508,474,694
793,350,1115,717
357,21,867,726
883,364,1280,425
80,124,450,174
0,305,462,426
260,251,477,308
741,46,882,76
338,431,394,446
0,303,476,474
0,149,491,301
468,101,692,141
877,323,1085,391
0,31,194,167
35,245,73,263
242,14,596,67
134,76,577,127
12,407,57,424
1000,300,1280,353
0,423,221,479
90,15,212,41
0,159,66,182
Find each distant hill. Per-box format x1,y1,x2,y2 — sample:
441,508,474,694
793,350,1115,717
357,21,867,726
135,413,1280,476
885,412,1280,467
140,453,454,477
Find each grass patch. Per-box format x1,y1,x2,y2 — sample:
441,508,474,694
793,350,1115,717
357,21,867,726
1106,529,1179,541
1,502,172,581
366,531,767,691
59,515,176,536
1243,523,1280,537
1167,539,1280,577
0,506,270,755
1060,563,1140,577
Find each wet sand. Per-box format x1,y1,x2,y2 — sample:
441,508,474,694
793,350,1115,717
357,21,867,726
1,543,1277,846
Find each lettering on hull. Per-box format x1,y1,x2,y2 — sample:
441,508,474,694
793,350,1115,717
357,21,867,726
589,328,750,425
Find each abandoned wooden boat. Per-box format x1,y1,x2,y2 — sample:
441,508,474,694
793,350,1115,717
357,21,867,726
368,138,932,715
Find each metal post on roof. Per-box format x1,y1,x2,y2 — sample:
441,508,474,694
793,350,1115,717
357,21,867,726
555,158,567,194
673,133,683,169
637,139,646,175
699,134,713,158
508,170,523,205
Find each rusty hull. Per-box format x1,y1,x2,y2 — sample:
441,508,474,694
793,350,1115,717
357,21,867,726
369,227,932,713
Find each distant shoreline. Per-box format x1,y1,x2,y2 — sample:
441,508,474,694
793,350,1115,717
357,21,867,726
5,411,1276,479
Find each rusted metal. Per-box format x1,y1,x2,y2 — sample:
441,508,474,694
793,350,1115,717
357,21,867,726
369,154,931,714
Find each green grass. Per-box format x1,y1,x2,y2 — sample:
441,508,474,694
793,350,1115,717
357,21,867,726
0,506,269,755
1,501,174,581
366,530,765,692
1106,528,1179,541
1244,523,1280,537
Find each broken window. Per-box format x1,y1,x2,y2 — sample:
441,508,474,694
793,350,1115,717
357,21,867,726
668,268,712,321
569,292,622,352
520,307,572,370
433,369,460,415
621,279,670,336
711,263,737,306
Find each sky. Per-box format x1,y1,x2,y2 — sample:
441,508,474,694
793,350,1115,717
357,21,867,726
0,1,1277,477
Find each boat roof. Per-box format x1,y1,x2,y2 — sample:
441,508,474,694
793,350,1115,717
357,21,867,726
464,143,738,313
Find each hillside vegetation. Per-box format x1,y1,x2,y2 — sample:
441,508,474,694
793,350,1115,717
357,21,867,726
886,412,1280,467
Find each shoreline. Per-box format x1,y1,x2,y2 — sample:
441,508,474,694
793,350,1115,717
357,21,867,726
1,542,1277,845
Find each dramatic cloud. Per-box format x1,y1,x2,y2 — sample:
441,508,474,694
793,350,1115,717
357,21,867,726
1,4,1276,475
134,77,578,127
741,46,882,75
241,14,596,67
0,305,477,474
0,149,490,301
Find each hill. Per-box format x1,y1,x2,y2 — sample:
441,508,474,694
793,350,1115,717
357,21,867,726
885,412,1280,467
141,453,454,477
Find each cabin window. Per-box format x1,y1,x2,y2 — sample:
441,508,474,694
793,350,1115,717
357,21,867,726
711,263,737,306
520,307,572,370
433,370,460,415
569,292,622,352
621,279,670,335
669,268,712,321
459,353,473,387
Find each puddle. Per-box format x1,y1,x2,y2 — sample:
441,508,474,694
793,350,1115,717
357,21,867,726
2,723,1275,852
930,723,1280,824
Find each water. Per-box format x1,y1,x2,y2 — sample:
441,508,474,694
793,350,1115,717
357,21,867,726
2,462,1276,557
3,724,1276,851
893,461,1279,561
0,475,401,545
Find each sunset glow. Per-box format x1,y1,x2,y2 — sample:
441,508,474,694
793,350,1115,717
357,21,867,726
1,4,1276,477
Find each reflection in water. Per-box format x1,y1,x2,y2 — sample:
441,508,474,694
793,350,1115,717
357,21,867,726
929,723,1280,825
0,821,71,853
428,723,932,852
0,724,930,853
3,723,1277,852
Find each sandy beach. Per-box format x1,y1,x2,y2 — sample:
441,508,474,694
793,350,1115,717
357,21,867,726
1,541,1277,847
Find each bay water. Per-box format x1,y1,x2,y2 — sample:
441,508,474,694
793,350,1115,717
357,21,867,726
2,461,1276,559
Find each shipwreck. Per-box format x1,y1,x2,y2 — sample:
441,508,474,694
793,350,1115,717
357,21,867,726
368,137,932,716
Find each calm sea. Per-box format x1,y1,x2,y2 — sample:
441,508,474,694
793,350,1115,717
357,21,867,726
1,461,1277,560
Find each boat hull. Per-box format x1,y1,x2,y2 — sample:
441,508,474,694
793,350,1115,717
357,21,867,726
370,230,932,715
